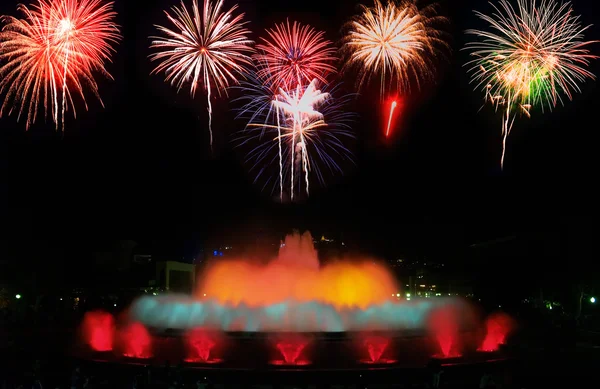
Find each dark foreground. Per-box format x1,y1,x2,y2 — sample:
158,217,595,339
1,326,599,389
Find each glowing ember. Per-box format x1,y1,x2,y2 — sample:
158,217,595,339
81,311,114,352
121,323,152,359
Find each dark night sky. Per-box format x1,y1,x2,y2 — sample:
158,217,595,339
1,0,598,274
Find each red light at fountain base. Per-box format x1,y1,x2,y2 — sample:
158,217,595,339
359,336,396,364
432,333,462,359
428,307,462,359
120,323,152,359
81,311,114,352
271,338,311,366
478,312,515,352
270,359,312,366
184,329,223,364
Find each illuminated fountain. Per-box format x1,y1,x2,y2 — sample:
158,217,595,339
428,307,462,359
185,329,222,363
81,311,115,352
76,231,512,368
119,322,152,359
478,312,515,352
271,335,311,366
360,335,395,364
130,232,467,333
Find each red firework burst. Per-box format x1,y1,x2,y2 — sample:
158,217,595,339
0,0,121,130
254,20,337,91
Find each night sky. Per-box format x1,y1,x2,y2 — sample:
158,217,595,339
1,0,598,278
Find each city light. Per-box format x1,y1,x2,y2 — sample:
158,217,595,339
15,294,21,299
591,297,596,304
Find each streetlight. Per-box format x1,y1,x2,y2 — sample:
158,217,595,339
15,294,21,299
591,297,596,304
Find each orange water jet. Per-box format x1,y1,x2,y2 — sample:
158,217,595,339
197,232,398,309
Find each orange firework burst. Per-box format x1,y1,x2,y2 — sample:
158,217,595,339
342,0,448,96
0,0,121,131
150,0,254,149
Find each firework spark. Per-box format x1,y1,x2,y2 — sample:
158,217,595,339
236,75,355,202
0,0,121,131
465,0,597,169
254,20,337,92
386,100,397,137
149,0,254,149
342,0,448,97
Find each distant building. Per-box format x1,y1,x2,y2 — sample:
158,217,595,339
155,261,196,294
128,252,196,294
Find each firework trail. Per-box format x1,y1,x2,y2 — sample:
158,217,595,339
0,0,121,131
465,0,597,169
254,20,337,92
234,63,285,200
149,0,254,150
342,0,448,97
273,79,329,199
386,100,397,137
235,75,355,202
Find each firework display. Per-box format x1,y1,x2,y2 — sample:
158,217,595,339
239,16,353,202
0,0,121,131
342,0,448,97
0,0,596,200
149,0,254,149
236,72,354,202
465,0,597,169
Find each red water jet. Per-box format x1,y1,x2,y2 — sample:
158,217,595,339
362,336,391,363
272,337,310,365
185,329,222,363
435,333,456,358
121,322,152,359
479,312,514,352
428,307,461,358
81,311,114,352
